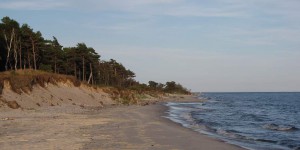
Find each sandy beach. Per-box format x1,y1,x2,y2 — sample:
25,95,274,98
0,95,244,150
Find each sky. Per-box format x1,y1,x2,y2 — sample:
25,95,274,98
0,0,300,92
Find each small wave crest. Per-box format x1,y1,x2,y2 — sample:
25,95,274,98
263,123,298,131
216,129,246,139
255,138,277,143
240,113,265,122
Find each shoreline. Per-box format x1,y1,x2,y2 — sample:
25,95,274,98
160,101,248,150
0,95,245,150
83,103,245,150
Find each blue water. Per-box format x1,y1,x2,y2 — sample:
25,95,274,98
165,93,300,150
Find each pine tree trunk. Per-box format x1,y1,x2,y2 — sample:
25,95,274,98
23,57,25,70
31,38,37,70
19,39,22,70
4,28,14,71
13,34,18,70
87,63,93,84
82,56,85,81
54,56,57,74
74,62,77,78
27,49,31,69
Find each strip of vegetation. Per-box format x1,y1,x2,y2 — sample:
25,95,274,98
0,69,80,94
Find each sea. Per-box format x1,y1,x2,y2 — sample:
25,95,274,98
164,92,300,150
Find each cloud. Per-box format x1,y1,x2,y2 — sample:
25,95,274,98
1,0,300,19
111,0,180,5
223,0,300,19
227,27,300,47
0,0,246,17
161,5,245,17
82,16,154,33
0,0,68,10
104,0,246,17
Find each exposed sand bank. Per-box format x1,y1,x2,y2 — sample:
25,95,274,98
0,95,244,150
0,80,167,110
0,81,114,110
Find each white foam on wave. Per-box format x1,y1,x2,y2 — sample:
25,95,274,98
263,124,298,131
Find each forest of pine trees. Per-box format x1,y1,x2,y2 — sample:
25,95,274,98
0,16,190,94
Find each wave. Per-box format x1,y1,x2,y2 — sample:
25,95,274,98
216,129,246,139
263,123,298,131
255,138,277,143
240,113,265,122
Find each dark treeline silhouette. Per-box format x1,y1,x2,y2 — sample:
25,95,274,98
0,16,190,94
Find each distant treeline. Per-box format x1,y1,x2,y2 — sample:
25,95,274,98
0,16,190,94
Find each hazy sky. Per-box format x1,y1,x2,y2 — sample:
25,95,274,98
1,0,300,92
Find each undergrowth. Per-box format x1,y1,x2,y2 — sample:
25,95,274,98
102,87,165,105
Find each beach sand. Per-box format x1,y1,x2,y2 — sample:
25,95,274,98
0,96,244,150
